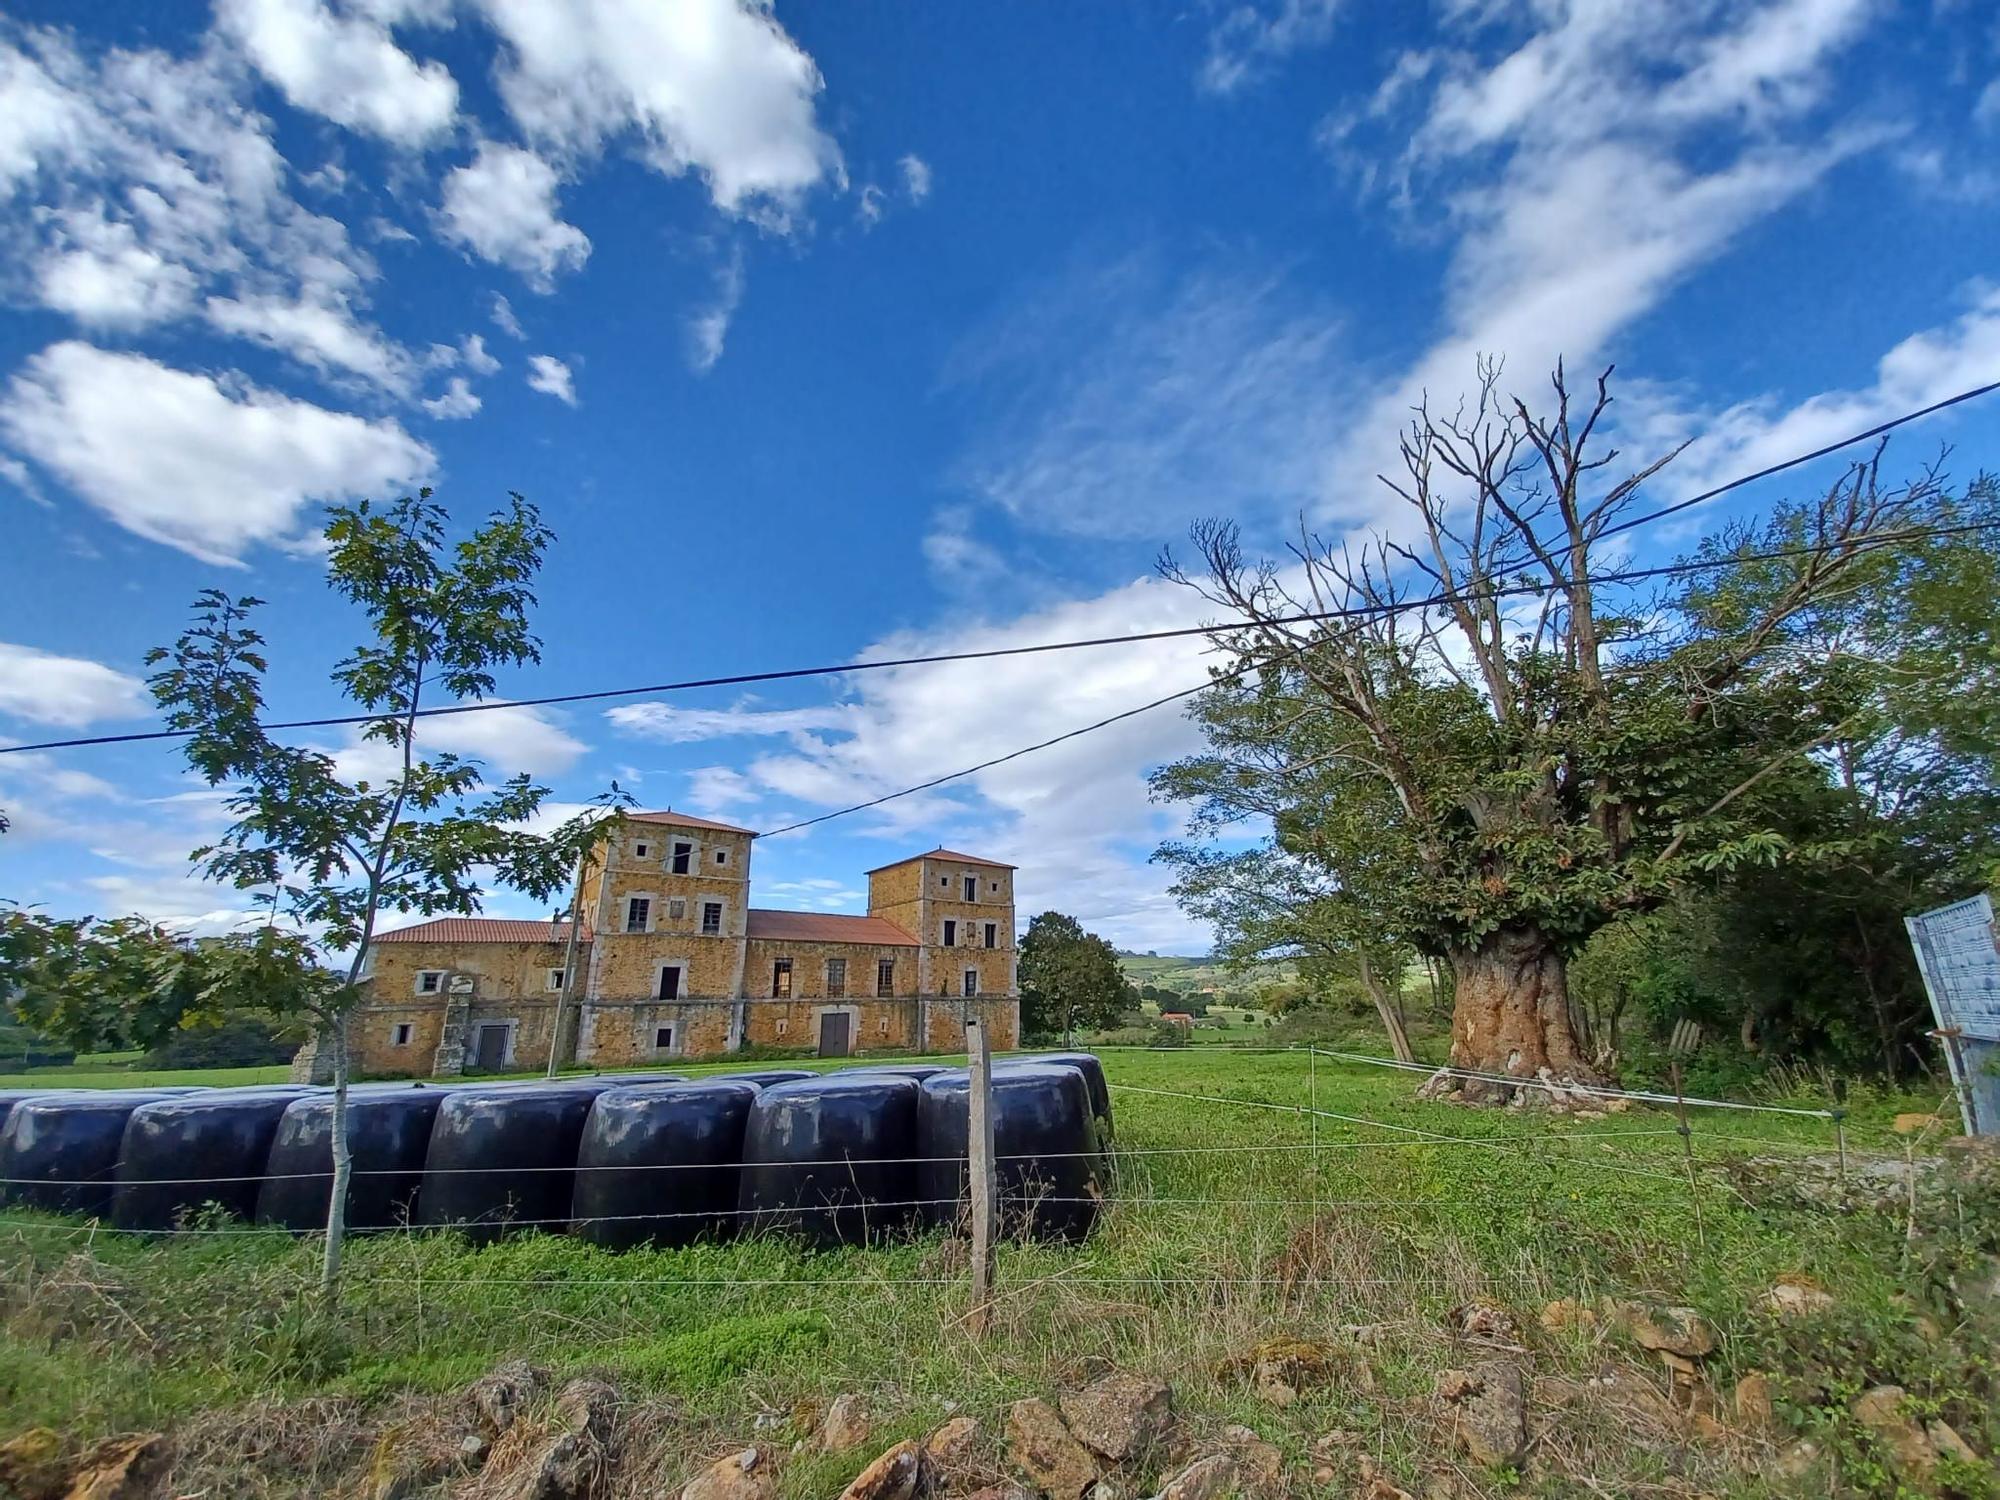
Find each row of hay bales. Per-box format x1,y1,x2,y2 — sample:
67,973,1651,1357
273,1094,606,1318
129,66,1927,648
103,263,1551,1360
0,1055,1113,1248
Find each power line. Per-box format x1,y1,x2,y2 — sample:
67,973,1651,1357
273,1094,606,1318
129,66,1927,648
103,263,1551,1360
5,377,1994,761
757,517,2000,837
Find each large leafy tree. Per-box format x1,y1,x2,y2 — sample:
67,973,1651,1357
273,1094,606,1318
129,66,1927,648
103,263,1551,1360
146,490,620,1296
1017,911,1137,1041
1155,361,1948,1100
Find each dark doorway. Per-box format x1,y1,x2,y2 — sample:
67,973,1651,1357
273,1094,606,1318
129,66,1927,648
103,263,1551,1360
657,966,682,999
817,1011,851,1058
473,1023,509,1070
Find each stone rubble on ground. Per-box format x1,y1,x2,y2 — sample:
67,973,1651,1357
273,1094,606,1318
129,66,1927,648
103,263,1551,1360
1435,1359,1528,1468
57,1434,169,1500
820,1394,874,1455
1765,1278,1835,1316
924,1416,984,1474
679,1445,775,1500
1005,1399,1101,1500
1058,1374,1172,1462
839,1439,922,1500
1850,1384,1982,1478
1149,1453,1238,1500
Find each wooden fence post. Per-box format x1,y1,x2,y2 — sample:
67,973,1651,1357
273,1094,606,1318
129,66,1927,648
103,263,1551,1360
967,1011,997,1337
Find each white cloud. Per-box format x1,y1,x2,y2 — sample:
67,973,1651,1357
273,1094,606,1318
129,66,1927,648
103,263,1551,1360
856,182,886,227
473,0,841,221
1651,284,2000,501
608,701,852,743
438,141,591,289
1199,0,1342,96
421,375,482,419
218,0,458,145
0,29,400,377
524,352,576,404
898,153,931,202
684,764,759,813
696,578,1224,949
946,253,1351,540
1321,0,1886,512
685,248,744,373
0,642,148,727
204,288,416,391
0,342,434,564
35,209,200,329
330,702,588,785
459,332,500,374
490,291,525,337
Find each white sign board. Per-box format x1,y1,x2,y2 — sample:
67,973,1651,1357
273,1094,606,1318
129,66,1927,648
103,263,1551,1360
1906,892,2000,1135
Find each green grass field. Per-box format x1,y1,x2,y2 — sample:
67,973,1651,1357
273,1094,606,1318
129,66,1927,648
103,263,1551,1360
1,1049,1992,1498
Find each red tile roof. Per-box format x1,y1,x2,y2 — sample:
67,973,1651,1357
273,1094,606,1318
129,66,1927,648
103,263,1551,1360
745,909,919,946
865,847,1017,874
625,810,757,836
373,918,584,945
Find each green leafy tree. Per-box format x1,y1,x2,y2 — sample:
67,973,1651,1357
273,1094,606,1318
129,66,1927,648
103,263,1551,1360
1156,361,1941,1099
1017,911,1137,1041
145,490,621,1298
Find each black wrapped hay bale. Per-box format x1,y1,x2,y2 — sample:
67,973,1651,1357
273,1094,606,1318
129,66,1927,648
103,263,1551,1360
417,1080,677,1242
738,1073,922,1246
713,1070,817,1087
0,1090,190,1216
1005,1052,1113,1140
112,1088,309,1231
0,1089,58,1140
839,1064,948,1083
256,1083,455,1232
917,1064,1105,1242
572,1080,760,1248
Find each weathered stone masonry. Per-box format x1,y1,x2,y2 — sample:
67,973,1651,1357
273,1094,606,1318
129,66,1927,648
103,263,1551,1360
326,811,1020,1078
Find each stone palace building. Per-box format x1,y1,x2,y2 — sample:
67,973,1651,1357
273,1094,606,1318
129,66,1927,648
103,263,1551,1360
324,811,1020,1078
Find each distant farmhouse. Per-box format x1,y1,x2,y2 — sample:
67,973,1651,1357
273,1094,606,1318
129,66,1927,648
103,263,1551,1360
306,811,1020,1079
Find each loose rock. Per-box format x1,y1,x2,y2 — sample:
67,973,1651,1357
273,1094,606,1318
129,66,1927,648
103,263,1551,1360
1774,1439,1820,1479
840,1440,922,1500
467,1361,547,1436
1766,1278,1834,1316
1445,1299,1520,1345
1440,1359,1527,1468
925,1417,983,1474
680,1447,775,1500
1005,1399,1098,1500
1218,1426,1281,1489
0,1428,64,1500
61,1434,168,1500
822,1395,875,1454
471,1377,617,1500
1154,1454,1238,1500
1537,1299,1597,1334
1355,1459,1414,1500
1852,1386,1944,1476
1732,1373,1775,1431
1058,1374,1172,1463
1621,1305,1717,1359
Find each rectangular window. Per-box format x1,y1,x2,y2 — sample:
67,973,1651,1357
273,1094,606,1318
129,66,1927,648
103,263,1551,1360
546,967,565,992
653,1025,675,1051
634,841,649,858
701,901,723,936
962,968,978,998
876,958,895,997
772,959,793,998
657,966,682,1000
963,875,977,901
668,896,687,920
941,875,950,888
415,970,443,994
942,919,957,947
775,1017,789,1036
671,841,693,874
625,897,650,933
826,958,847,997
990,880,1000,893
391,1022,413,1046
714,849,728,866
984,922,998,949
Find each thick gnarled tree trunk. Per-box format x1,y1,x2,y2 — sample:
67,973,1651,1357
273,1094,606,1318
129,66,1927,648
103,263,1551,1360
1441,925,1602,1101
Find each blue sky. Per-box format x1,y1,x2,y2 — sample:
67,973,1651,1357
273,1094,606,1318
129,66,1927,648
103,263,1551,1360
1,0,1997,953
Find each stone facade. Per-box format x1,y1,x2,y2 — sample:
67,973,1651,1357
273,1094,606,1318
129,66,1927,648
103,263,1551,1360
336,812,1019,1077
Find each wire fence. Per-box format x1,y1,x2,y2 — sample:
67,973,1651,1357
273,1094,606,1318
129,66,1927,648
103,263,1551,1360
0,1047,1954,1336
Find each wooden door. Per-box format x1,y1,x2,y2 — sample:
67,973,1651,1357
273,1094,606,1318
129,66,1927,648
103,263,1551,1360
474,1024,509,1070
817,1011,851,1058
